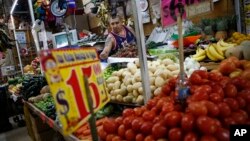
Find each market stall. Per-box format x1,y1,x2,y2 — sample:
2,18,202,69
3,0,250,141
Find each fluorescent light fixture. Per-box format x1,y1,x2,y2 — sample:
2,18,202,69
10,0,18,15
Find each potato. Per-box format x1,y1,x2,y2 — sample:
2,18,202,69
150,85,156,93
116,95,123,102
122,71,132,78
106,76,119,83
111,96,116,101
127,85,133,92
113,89,121,95
136,95,144,105
134,74,141,82
154,69,164,77
132,77,137,84
171,70,180,76
150,77,155,85
162,58,174,66
167,64,178,71
112,71,119,76
132,90,139,97
117,69,125,77
138,87,143,94
154,87,162,96
155,76,165,87
123,95,133,103
124,77,132,86
127,62,137,74
148,66,157,73
132,97,137,104
152,60,161,66
134,59,140,68
133,82,142,90
120,88,127,96
113,81,121,89
107,83,114,91
148,71,153,76
162,69,171,79
120,83,126,89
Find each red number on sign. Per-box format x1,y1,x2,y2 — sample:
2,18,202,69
82,66,100,109
67,69,89,119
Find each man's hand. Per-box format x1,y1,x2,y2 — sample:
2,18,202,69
99,35,114,59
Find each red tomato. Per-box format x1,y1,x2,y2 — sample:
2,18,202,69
168,128,183,141
164,111,182,127
224,98,239,111
225,84,238,98
231,111,248,124
103,119,117,134
162,84,171,95
112,136,122,141
98,126,107,140
227,56,240,68
125,129,136,141
151,107,159,114
118,124,126,138
224,117,236,128
132,118,143,132
174,104,183,112
209,93,223,103
153,116,164,124
219,60,236,75
188,102,208,116
147,99,157,110
106,134,115,141
152,123,168,139
115,117,123,125
183,132,198,141
236,97,246,108
196,116,218,135
192,92,209,101
231,77,247,90
214,119,222,127
134,107,143,116
200,135,217,141
123,116,134,129
144,135,155,141
189,85,199,95
123,108,135,117
161,102,175,116
211,85,224,98
181,113,195,131
135,134,145,141
140,121,153,135
195,70,209,79
142,110,156,121
208,71,223,81
219,77,231,88
215,127,230,141
189,72,208,85
168,77,177,90
205,101,220,117
218,102,232,118
156,99,166,110
200,85,212,93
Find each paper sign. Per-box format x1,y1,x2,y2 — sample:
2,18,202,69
40,48,109,135
161,0,207,27
186,0,213,18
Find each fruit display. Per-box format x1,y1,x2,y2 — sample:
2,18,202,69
184,57,207,77
24,57,41,75
227,32,250,45
111,45,138,58
97,65,250,141
192,40,236,62
106,59,180,105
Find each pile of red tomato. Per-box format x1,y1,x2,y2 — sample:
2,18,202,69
98,57,250,141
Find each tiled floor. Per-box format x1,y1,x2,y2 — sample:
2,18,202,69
0,116,32,141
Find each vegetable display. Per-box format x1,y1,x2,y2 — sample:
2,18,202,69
106,59,180,105
34,95,56,120
111,45,138,58
98,59,250,140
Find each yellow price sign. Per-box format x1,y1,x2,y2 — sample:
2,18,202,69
40,48,109,135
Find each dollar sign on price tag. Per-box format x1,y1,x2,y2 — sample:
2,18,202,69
40,48,109,135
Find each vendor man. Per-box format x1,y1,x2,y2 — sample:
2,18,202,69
100,15,136,59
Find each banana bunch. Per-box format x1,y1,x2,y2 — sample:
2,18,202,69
205,44,225,61
217,39,236,51
192,48,206,61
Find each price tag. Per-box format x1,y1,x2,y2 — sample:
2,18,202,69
40,48,109,135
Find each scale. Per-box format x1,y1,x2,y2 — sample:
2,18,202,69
50,0,68,17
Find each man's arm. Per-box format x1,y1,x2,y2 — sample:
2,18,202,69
100,35,114,59
127,26,136,36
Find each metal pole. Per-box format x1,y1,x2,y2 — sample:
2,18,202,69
131,0,151,104
234,0,242,33
28,0,41,53
11,15,24,75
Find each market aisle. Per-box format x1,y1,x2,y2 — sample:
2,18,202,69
0,126,31,141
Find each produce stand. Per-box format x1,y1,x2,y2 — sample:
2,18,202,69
23,101,79,141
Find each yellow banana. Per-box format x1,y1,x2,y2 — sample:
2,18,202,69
193,48,206,58
193,55,206,61
220,45,234,52
205,47,218,61
212,44,224,56
208,45,225,60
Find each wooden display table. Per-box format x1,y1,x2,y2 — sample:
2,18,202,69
23,101,79,141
